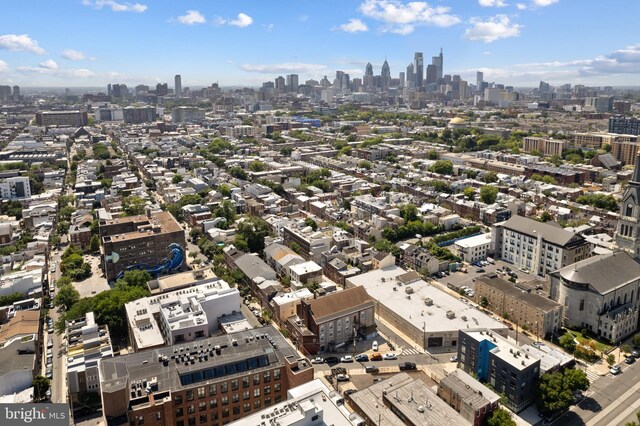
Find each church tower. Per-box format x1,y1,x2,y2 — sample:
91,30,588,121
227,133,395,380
615,154,640,256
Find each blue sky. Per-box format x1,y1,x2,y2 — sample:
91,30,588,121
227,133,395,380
1,0,639,88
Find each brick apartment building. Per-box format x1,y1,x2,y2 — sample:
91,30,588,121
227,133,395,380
100,210,186,281
99,326,314,426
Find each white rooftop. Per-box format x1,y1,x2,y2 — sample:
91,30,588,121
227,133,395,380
454,233,492,249
347,266,507,334
465,329,540,370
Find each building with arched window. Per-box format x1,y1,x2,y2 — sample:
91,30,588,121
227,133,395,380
548,251,640,343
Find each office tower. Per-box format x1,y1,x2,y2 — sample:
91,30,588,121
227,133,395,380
156,83,168,96
399,72,405,87
406,63,414,88
35,110,88,127
174,74,182,97
432,48,443,81
0,86,11,101
107,83,112,96
12,85,20,100
122,106,157,124
381,59,391,90
135,84,149,95
426,64,436,85
413,52,424,88
539,81,550,93
275,76,285,92
476,71,484,89
286,74,299,92
365,62,373,76
112,84,129,98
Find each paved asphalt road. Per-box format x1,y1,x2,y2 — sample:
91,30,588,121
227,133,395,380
552,356,640,426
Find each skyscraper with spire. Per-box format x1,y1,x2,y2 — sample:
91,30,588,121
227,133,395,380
381,58,391,90
365,62,373,76
615,154,640,256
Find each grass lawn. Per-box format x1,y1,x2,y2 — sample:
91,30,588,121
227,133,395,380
566,328,613,353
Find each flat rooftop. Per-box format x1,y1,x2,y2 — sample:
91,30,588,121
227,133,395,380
477,274,562,312
350,373,465,426
229,379,359,426
464,329,540,370
347,266,506,334
148,269,217,294
100,326,307,396
100,211,183,242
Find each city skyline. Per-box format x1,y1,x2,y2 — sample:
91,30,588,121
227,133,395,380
1,0,640,87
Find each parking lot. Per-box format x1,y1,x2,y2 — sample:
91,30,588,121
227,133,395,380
73,254,111,298
436,258,539,295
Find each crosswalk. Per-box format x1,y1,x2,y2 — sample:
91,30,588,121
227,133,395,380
584,368,601,383
401,348,422,355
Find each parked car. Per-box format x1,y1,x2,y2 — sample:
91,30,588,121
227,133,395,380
336,374,350,382
47,338,53,349
365,365,379,373
311,357,324,364
610,365,622,375
476,268,485,273
324,357,340,366
343,389,357,397
46,367,53,379
625,356,635,365
370,352,383,361
340,355,354,363
355,354,369,362
466,290,475,297
383,353,397,360
450,355,458,362
399,362,416,371
372,341,378,351
632,350,640,359
45,388,51,400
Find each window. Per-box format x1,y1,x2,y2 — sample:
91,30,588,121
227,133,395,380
220,383,228,393
242,377,249,388
231,379,238,391
175,395,183,404
264,372,271,383
176,408,184,418
254,388,261,397
199,415,207,424
198,387,205,398
579,300,585,311
274,369,281,380
274,383,281,392
254,400,261,409
232,394,239,403
243,391,250,400
199,402,206,412
186,390,194,401
137,416,144,425
188,417,195,426
187,405,195,414
233,406,240,415
176,421,184,426
209,384,217,396
243,403,251,413
209,399,217,409
221,396,228,406
253,374,260,385
210,412,218,421
222,408,229,418
264,386,271,395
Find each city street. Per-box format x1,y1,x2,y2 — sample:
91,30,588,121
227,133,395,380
553,357,640,426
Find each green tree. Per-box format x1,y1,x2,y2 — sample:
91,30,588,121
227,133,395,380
632,333,640,348
218,184,232,198
172,174,183,184
228,166,248,180
538,369,589,415
33,375,51,401
235,216,271,253
123,196,147,216
607,354,616,366
429,160,454,175
89,234,100,253
463,186,476,200
559,333,577,353
399,204,419,222
538,211,553,222
542,175,557,185
358,160,372,170
483,171,498,183
622,344,631,355
480,296,489,308
116,270,152,289
248,161,266,172
304,217,318,231
0,292,24,307
54,284,80,310
487,408,516,426
624,410,640,426
480,185,499,204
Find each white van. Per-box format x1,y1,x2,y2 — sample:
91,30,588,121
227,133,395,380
372,341,378,351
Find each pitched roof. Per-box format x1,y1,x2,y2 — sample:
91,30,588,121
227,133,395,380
234,254,277,280
498,215,578,247
306,286,373,322
555,251,640,294
0,310,40,344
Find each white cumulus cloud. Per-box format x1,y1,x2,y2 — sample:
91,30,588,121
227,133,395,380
229,13,253,28
532,0,558,6
177,10,206,25
338,18,369,33
0,60,8,72
358,0,460,35
464,15,522,43
62,49,87,60
0,34,45,54
479,0,508,7
39,59,58,69
240,62,328,75
82,0,147,13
